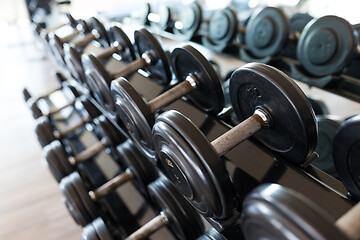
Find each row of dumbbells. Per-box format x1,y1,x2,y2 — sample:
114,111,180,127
137,2,360,83
26,11,360,240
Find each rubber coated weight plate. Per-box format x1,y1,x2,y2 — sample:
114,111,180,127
80,96,102,119
153,110,237,219
49,33,68,67
71,172,99,220
148,177,204,240
94,115,126,147
107,26,136,62
23,88,31,101
82,54,116,112
157,5,171,30
208,7,238,44
229,63,317,163
44,140,74,181
241,184,349,240
28,98,43,119
176,2,202,35
134,29,171,84
312,116,341,178
35,116,56,147
111,78,155,159
93,217,112,240
60,173,92,226
245,7,289,58
117,140,158,195
64,44,85,83
197,229,225,240
138,3,150,25
82,223,100,240
90,17,109,47
333,115,360,200
297,16,356,77
171,45,224,114
289,13,313,34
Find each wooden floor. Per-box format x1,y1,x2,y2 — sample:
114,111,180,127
0,23,82,239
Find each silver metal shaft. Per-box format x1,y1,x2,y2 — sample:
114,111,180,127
211,109,268,156
72,33,96,48
89,169,133,200
146,76,197,113
69,138,107,164
125,212,168,240
336,202,360,240
43,23,66,34
94,47,119,60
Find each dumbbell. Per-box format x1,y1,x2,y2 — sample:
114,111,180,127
333,114,360,201
152,62,317,220
59,140,158,225
311,115,342,178
297,15,360,77
124,176,204,240
43,115,125,182
35,95,102,147
135,3,172,31
197,229,225,240
241,183,360,240
83,28,171,113
64,25,135,86
111,45,224,159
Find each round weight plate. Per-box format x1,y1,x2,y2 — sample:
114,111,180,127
94,115,126,147
137,3,151,25
23,88,31,101
64,44,86,84
307,97,329,115
28,98,43,119
49,33,68,68
333,114,360,200
230,63,317,163
80,96,102,120
289,13,313,34
157,5,171,31
208,7,238,44
108,26,136,62
44,140,74,182
241,184,349,240
245,7,289,58
176,2,202,34
93,217,113,240
297,16,356,77
82,54,116,113
171,45,224,115
134,28,171,84
55,71,67,84
153,110,237,219
60,173,92,226
77,19,90,33
117,140,157,195
90,17,110,47
312,116,341,178
148,177,204,240
71,172,99,220
197,229,225,240
82,222,100,240
35,116,56,147
111,78,155,159
66,13,77,28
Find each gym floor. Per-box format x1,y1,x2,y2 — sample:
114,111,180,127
0,23,81,239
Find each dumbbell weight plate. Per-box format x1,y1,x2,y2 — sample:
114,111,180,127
157,5,171,30
90,17,110,47
79,96,103,120
241,184,349,240
229,63,317,163
289,13,313,35
333,115,360,200
171,45,224,114
35,116,59,147
137,3,151,25
92,217,112,240
93,116,127,148
134,28,172,84
174,2,202,37
148,177,204,240
60,173,94,226
197,229,226,240
297,16,356,77
44,140,75,182
208,7,238,45
107,26,136,62
153,110,237,219
245,7,289,58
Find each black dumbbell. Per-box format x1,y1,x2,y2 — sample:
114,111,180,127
202,7,239,53
35,96,102,147
311,115,342,178
135,3,173,31
59,140,158,225
197,229,225,240
64,25,135,86
43,115,125,182
111,44,224,159
82,217,112,240
124,176,204,240
152,63,317,220
241,183,359,240
297,15,360,77
83,28,171,113
333,114,360,201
